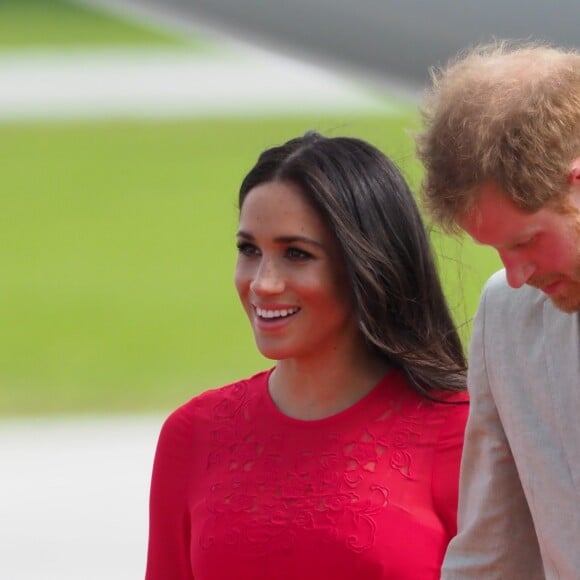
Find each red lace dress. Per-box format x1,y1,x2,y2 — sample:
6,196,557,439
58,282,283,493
146,369,468,579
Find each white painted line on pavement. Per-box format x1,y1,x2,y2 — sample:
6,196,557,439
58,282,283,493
0,49,398,120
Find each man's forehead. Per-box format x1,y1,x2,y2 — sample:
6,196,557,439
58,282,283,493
459,185,539,247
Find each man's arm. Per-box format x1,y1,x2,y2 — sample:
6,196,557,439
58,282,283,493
442,284,544,579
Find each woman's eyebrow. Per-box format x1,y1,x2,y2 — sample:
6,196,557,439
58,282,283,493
236,230,325,248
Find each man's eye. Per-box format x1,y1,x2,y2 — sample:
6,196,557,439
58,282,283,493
514,235,537,250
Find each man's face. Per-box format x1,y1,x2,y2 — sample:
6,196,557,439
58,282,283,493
460,181,580,313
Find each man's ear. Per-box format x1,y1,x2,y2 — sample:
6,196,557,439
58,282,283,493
568,157,580,185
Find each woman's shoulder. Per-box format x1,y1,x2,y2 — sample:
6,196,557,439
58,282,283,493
152,370,271,469
423,389,470,424
432,389,469,405
426,389,470,442
386,369,469,405
387,371,469,434
162,369,270,430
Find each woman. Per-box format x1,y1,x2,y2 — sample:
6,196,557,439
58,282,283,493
145,132,468,579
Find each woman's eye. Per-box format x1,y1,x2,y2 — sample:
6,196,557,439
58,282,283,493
286,247,312,260
236,242,259,257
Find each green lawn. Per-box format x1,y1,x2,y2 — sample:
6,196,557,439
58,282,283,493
1,114,500,417
0,0,501,417
0,0,203,50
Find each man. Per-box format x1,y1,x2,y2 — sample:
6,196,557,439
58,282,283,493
416,41,580,579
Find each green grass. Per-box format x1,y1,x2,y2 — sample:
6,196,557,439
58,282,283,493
0,114,500,417
0,0,205,50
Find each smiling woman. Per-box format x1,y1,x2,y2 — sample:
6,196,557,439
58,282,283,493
145,131,469,580
235,180,355,369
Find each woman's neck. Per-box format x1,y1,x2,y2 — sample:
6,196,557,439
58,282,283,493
268,349,391,421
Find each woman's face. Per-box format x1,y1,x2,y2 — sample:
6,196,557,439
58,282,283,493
234,180,359,362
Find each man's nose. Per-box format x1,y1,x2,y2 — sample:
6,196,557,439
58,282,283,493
500,251,536,288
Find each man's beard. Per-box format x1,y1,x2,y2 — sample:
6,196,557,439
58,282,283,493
528,262,580,313
527,210,580,313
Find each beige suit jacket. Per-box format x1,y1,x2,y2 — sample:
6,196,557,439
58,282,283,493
442,270,580,579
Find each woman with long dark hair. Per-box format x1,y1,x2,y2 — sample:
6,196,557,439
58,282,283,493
146,132,468,580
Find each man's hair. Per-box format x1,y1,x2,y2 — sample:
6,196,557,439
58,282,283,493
416,40,580,231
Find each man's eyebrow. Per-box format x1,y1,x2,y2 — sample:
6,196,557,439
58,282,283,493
467,228,539,249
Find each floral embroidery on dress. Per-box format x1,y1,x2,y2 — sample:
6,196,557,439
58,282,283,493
198,380,429,558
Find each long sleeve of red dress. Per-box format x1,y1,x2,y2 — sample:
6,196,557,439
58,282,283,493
146,369,468,580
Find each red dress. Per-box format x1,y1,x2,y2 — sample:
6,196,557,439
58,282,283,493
146,369,468,579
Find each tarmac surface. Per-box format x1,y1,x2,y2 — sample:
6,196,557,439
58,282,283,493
0,415,163,580
86,0,579,88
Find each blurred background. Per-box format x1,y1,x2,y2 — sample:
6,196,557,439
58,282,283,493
0,0,419,419
1,1,576,578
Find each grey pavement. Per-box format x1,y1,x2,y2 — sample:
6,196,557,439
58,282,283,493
0,415,164,580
